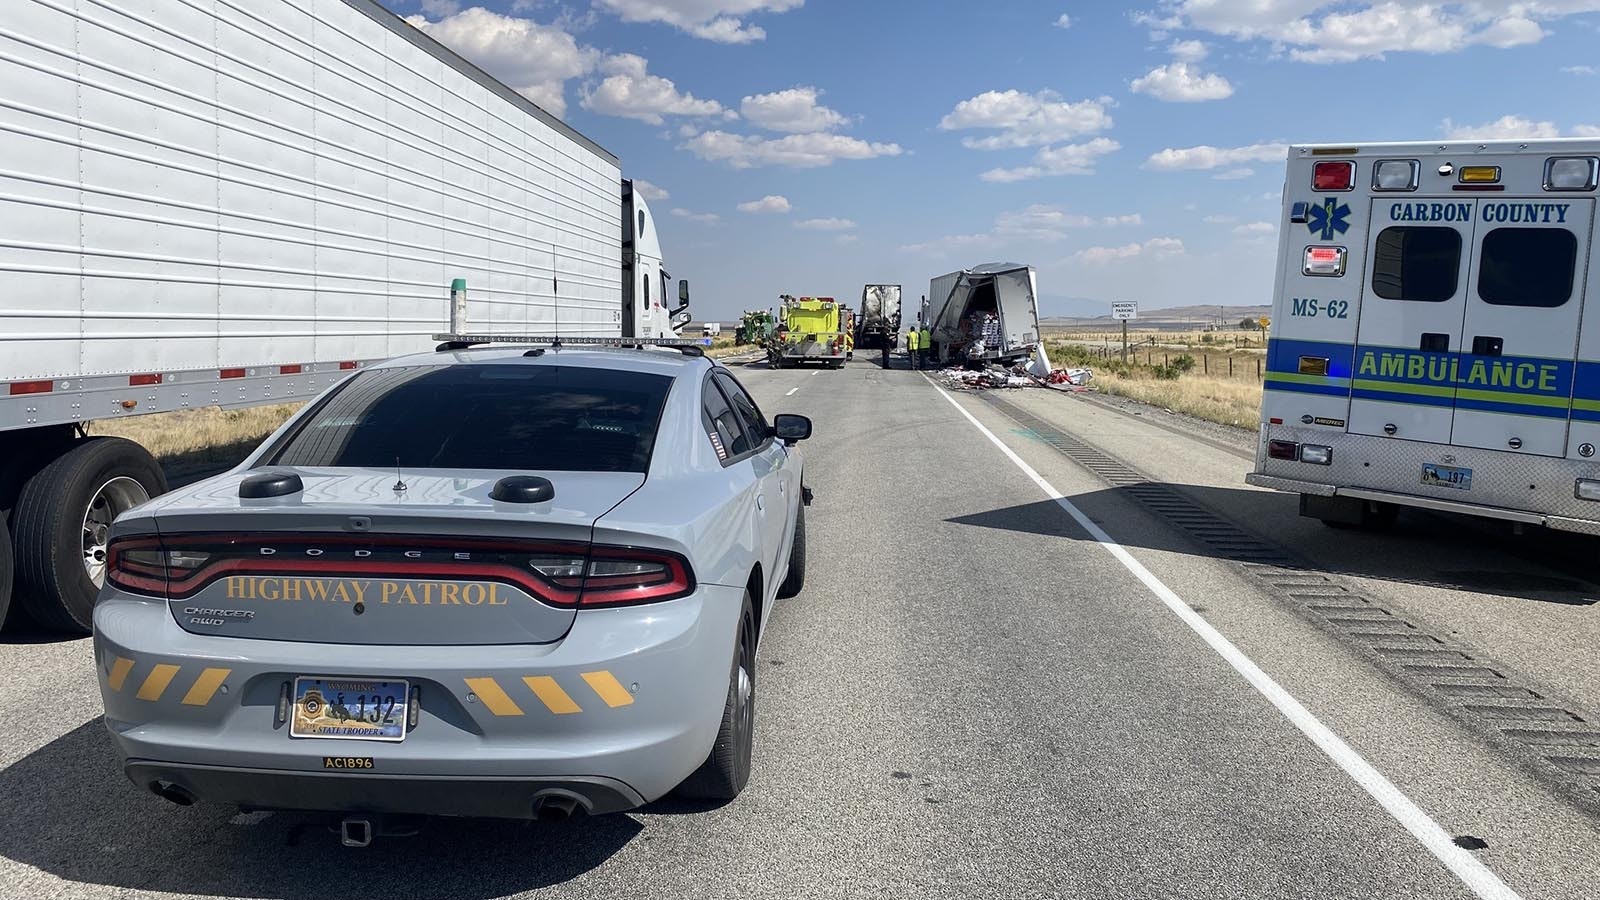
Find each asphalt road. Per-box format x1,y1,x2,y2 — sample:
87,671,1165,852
2,352,1597,899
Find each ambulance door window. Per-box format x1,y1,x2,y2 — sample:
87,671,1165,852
1478,229,1578,307
1370,227,1461,302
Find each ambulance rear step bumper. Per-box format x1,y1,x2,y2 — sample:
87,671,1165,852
1245,473,1600,536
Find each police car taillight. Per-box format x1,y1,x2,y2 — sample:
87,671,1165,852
577,547,695,608
105,537,210,598
1546,157,1599,191
1372,159,1418,191
1312,161,1354,191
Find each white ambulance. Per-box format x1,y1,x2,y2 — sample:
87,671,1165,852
1248,141,1600,533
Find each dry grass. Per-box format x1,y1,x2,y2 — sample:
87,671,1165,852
89,404,303,462
1091,371,1263,430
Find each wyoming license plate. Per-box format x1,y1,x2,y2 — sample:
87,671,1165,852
1421,463,1473,491
290,677,408,742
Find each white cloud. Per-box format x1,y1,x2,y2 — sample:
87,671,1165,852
1203,213,1238,224
737,194,792,214
1565,65,1599,75
593,0,804,43
796,217,856,231
1145,142,1286,170
1102,213,1145,226
1213,167,1255,180
902,205,1143,254
939,90,1113,150
898,233,995,255
980,138,1121,182
1148,0,1590,64
670,208,722,225
1234,221,1276,235
1575,124,1600,137
580,53,730,124
836,234,859,245
683,130,903,168
404,7,597,117
1072,237,1185,266
1054,13,1072,28
633,179,670,201
740,87,848,133
1437,114,1600,140
1168,38,1209,61
1131,61,1234,102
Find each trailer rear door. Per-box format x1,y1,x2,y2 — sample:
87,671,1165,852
1450,199,1593,457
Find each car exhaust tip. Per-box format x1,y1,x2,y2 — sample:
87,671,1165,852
148,780,197,806
531,789,589,822
339,816,374,848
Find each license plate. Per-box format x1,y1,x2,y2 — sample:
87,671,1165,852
1421,463,1473,491
290,677,408,742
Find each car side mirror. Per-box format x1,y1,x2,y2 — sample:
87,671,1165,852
678,279,690,304
773,413,811,445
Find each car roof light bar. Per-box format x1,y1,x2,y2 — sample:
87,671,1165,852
432,334,708,356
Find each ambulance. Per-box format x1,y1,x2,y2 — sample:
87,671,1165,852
1248,141,1600,533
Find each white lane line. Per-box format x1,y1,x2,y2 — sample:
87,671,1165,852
926,378,1522,900
785,387,799,396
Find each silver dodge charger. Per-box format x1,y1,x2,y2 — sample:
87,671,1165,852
92,341,811,836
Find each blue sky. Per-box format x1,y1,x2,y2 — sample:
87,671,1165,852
399,1,1600,320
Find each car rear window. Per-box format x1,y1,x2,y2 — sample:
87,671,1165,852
1370,226,1461,303
1478,228,1578,308
267,365,672,473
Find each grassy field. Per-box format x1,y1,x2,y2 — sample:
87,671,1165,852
90,404,303,467
1042,327,1266,430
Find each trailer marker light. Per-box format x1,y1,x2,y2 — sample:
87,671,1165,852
1269,417,1284,425
1576,479,1600,502
279,364,302,375
1298,356,1330,376
128,373,162,386
1303,246,1347,276
1312,161,1354,191
1268,440,1299,461
1372,159,1419,191
1300,444,1333,466
339,361,358,370
1458,166,1500,184
9,379,53,395
220,368,246,379
1545,157,1599,191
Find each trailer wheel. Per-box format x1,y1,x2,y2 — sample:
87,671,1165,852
0,523,14,630
14,437,166,633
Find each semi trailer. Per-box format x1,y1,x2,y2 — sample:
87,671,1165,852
856,284,902,350
925,264,1041,366
0,0,688,632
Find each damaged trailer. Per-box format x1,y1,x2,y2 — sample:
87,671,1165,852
925,263,1042,367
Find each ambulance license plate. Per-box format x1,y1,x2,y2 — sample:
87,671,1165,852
290,677,408,742
1421,463,1472,491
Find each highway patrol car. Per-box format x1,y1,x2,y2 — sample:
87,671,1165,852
92,339,811,840
1249,140,1600,532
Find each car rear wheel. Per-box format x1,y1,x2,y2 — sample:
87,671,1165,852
776,505,805,599
14,437,166,633
674,590,756,802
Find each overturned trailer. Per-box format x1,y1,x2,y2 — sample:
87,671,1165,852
926,263,1042,366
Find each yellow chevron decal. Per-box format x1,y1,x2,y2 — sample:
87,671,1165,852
181,667,232,706
107,657,135,692
523,676,582,714
581,670,635,708
136,663,182,701
464,677,523,716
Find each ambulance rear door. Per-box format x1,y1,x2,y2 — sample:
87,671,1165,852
1451,199,1593,457
1348,199,1477,444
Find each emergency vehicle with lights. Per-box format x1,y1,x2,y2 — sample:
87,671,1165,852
0,0,688,633
1248,141,1600,533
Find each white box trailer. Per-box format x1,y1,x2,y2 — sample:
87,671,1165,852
1248,140,1600,532
925,263,1041,366
0,0,688,631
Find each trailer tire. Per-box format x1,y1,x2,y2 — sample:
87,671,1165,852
14,437,166,633
0,522,14,630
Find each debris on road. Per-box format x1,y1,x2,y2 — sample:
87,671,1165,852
935,362,1093,391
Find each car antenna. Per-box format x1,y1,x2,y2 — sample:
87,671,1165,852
393,456,408,493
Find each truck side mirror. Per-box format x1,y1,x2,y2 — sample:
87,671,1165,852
678,279,690,304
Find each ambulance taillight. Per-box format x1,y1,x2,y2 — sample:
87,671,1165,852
1545,157,1599,191
1312,161,1354,191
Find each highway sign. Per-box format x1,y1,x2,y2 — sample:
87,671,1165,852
1111,301,1138,321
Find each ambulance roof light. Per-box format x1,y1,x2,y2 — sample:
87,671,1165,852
1372,159,1419,192
1459,165,1501,184
1312,161,1355,192
1545,157,1599,191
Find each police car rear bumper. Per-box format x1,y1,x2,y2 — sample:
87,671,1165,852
93,582,746,815
124,760,643,817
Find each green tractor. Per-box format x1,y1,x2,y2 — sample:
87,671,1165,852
735,309,776,346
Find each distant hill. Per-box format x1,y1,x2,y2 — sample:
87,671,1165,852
1042,302,1270,326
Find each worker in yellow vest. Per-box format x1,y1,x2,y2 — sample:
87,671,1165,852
905,326,920,369
918,323,932,370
